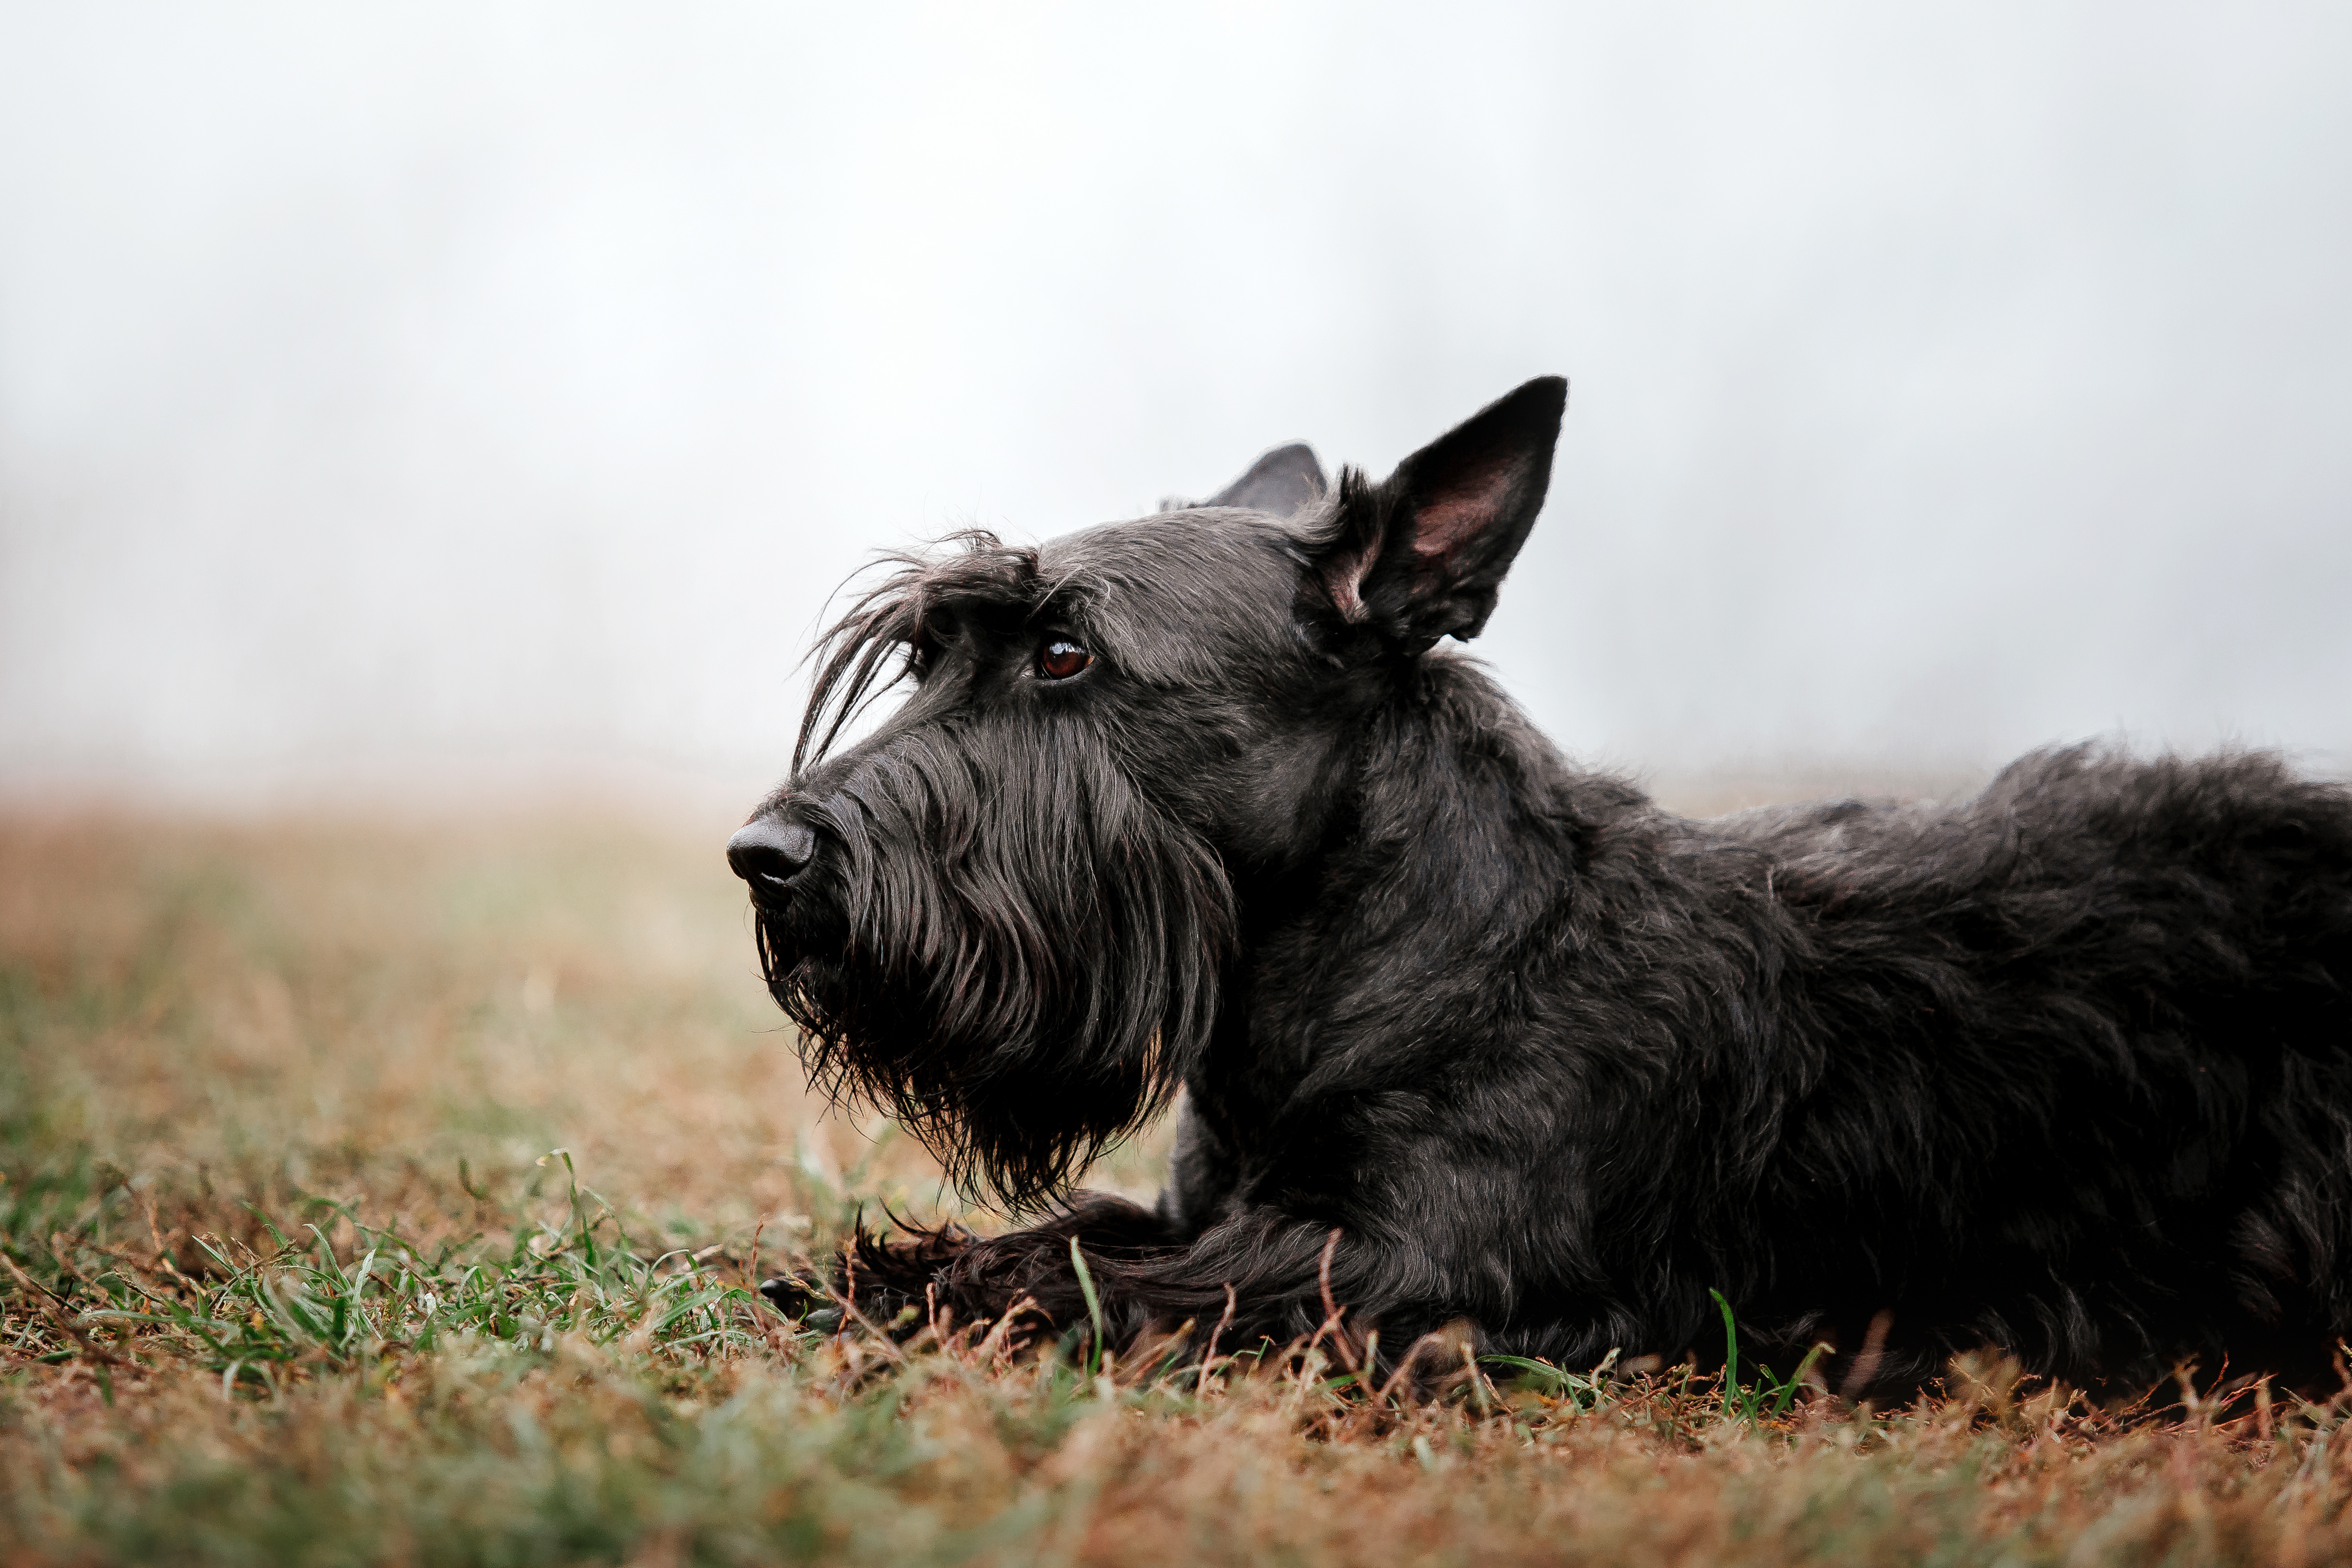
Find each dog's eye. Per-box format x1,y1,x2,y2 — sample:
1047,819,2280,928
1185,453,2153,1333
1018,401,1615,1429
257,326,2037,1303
1038,640,1093,681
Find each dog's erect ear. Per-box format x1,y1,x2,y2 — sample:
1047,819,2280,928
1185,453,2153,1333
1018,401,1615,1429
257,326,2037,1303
1209,442,1326,516
1166,442,1327,518
1313,377,1567,648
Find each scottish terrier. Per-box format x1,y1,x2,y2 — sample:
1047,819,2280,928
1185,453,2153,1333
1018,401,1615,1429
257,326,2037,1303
730,377,2352,1396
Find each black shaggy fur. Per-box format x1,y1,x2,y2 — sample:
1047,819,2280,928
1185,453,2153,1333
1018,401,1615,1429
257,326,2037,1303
729,377,2352,1396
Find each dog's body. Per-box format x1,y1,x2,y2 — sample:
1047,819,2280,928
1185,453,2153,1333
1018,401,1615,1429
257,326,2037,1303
731,378,2352,1394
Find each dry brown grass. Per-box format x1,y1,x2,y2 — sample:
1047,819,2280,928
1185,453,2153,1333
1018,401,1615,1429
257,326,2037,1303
6,805,2352,1567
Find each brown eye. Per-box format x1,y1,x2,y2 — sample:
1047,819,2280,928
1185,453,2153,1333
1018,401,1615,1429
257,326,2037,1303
1038,639,1092,680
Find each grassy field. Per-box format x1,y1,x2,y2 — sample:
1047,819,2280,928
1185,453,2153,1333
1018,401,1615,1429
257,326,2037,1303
6,805,2351,1567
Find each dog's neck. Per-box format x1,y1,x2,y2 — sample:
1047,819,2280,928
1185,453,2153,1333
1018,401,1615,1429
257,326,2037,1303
1200,652,1645,1136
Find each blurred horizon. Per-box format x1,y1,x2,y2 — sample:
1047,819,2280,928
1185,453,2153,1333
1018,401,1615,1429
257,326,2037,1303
4,2,2348,813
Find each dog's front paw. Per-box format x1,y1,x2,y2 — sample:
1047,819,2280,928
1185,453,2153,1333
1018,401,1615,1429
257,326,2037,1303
757,1271,840,1330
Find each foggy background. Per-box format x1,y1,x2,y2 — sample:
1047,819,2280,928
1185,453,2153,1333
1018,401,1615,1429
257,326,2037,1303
4,2,2348,813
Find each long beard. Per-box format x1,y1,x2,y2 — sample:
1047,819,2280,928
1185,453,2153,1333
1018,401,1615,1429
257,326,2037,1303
757,726,1232,1213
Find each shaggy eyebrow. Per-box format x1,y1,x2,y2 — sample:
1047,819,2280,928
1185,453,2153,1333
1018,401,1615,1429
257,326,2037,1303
913,581,1101,652
799,535,1086,770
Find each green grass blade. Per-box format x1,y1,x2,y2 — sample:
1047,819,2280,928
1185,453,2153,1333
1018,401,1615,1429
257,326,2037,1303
1068,1237,1104,1379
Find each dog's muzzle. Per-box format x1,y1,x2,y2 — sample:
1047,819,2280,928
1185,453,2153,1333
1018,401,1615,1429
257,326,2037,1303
727,816,818,908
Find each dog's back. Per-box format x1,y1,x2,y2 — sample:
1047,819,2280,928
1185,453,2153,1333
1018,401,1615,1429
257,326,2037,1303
1685,746,2352,1387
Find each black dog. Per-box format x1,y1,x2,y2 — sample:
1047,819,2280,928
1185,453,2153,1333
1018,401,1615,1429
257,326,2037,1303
729,378,2352,1395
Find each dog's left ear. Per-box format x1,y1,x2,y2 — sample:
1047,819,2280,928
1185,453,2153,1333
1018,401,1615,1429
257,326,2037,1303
1162,442,1328,518
1313,376,1567,648
1210,442,1328,515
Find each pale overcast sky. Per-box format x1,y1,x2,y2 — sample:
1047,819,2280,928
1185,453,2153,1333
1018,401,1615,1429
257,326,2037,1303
3,2,2347,805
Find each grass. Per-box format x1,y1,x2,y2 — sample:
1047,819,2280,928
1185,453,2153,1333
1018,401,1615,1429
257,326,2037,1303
7,806,2352,1566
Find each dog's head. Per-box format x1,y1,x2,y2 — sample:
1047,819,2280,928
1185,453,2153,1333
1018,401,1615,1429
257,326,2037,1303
731,377,1566,1209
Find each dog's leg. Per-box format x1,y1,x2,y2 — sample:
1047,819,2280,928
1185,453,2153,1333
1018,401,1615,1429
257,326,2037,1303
761,1192,1180,1339
801,1203,1397,1373
757,1219,987,1334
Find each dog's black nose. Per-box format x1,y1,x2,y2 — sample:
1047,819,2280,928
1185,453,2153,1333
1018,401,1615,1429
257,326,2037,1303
728,818,818,890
